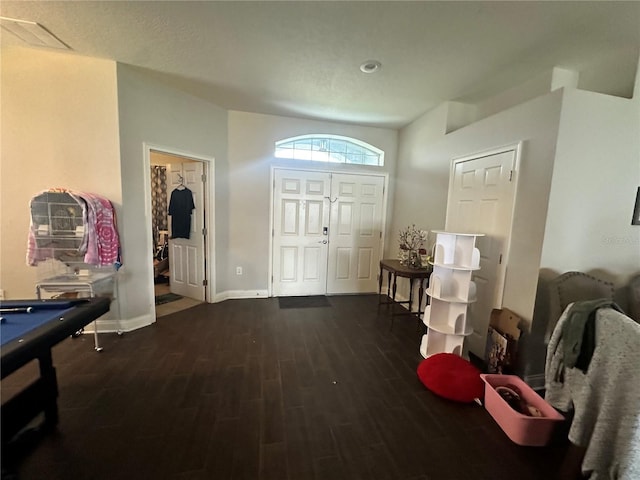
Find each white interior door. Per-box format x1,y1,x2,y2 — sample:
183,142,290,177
326,173,384,294
272,170,331,296
168,161,206,301
446,146,519,356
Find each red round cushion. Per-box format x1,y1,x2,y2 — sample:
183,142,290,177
417,353,484,403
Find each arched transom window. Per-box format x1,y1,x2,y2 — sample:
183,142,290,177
275,134,384,166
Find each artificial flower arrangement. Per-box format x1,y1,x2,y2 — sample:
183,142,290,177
398,224,428,267
398,224,428,251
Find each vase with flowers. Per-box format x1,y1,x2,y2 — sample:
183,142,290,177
398,224,428,268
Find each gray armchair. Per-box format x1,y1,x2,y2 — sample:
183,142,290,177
544,271,614,344
628,274,640,323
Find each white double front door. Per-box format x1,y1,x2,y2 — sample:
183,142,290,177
272,169,385,297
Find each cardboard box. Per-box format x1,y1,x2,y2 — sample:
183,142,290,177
481,374,565,446
485,308,521,374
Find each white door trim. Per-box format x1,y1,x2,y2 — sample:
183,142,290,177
269,166,388,297
445,142,521,356
143,143,216,312
446,142,522,306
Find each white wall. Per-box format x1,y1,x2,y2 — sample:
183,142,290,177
6,45,636,352
396,80,640,385
395,91,564,328
226,111,399,294
541,89,640,286
0,47,120,300
116,65,228,327
519,87,640,385
392,103,451,249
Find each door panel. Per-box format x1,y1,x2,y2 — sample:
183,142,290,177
282,200,299,234
168,161,205,301
336,202,353,235
358,248,373,276
272,170,330,296
303,247,322,280
280,247,297,281
327,174,384,294
335,248,351,279
306,200,324,234
446,148,517,356
172,244,184,282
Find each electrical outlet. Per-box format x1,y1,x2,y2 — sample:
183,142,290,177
236,266,243,275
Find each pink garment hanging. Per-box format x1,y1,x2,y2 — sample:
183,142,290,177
78,192,120,266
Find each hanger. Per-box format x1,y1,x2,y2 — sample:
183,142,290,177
176,173,185,190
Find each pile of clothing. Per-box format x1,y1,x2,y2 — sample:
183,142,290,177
545,300,640,480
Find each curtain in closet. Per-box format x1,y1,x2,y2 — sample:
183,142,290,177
150,166,168,248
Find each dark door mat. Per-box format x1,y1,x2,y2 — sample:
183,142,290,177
155,293,183,305
279,296,331,309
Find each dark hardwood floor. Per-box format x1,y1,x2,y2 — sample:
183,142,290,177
2,295,569,480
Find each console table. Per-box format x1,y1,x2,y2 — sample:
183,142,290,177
378,259,431,327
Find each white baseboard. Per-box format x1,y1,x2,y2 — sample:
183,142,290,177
392,292,410,304
81,291,270,336
214,289,269,302
83,313,155,334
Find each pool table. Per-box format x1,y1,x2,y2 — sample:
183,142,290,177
0,297,110,446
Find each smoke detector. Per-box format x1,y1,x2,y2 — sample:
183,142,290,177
359,60,381,74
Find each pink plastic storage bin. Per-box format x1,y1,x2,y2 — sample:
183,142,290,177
481,374,565,446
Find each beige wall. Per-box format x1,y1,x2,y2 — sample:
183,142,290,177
0,48,398,326
0,49,228,331
0,47,120,300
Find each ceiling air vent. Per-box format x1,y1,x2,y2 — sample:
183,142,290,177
0,16,69,50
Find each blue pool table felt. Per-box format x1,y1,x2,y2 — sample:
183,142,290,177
0,300,78,345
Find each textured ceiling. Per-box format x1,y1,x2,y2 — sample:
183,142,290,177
1,1,639,129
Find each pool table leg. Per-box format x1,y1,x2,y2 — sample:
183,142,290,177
39,350,59,428
1,350,59,445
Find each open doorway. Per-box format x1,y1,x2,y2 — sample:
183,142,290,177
148,148,213,317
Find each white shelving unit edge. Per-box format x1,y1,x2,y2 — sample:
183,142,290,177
420,231,483,359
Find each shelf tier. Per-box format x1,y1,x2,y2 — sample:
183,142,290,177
429,261,481,271
420,331,465,359
423,315,474,336
431,232,482,270
422,304,472,333
425,287,477,304
431,230,485,237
